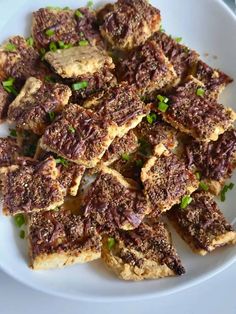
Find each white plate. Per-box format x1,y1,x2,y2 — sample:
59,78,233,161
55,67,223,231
0,0,236,302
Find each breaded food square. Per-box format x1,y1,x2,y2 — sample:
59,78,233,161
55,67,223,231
7,77,71,135
99,0,161,50
32,7,102,50
40,104,117,168
141,144,198,215
83,84,149,138
159,77,236,142
28,210,101,270
0,36,47,82
152,31,199,83
117,40,176,95
185,128,236,195
193,60,233,99
168,191,236,255
81,166,149,231
102,221,185,280
102,130,139,165
0,137,21,167
1,157,64,216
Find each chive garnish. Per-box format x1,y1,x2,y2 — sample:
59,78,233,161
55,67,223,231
45,29,55,37
195,172,201,180
79,40,89,46
2,77,15,87
107,237,115,250
39,48,46,60
87,1,94,8
75,9,84,18
159,24,165,33
220,183,234,202
2,77,18,96
196,88,205,97
146,112,157,124
180,195,192,209
26,37,34,47
5,43,16,52
158,102,169,113
199,181,209,191
14,214,25,228
157,95,169,103
121,153,130,161
72,81,88,90
48,111,55,121
174,37,182,43
19,230,25,239
55,156,69,167
9,129,17,137
58,40,65,49
49,42,57,52
68,126,76,133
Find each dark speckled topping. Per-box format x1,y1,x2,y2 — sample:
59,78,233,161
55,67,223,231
152,31,199,79
0,85,13,120
58,162,85,195
82,171,148,232
0,137,21,167
185,129,236,181
29,210,101,258
168,191,234,252
117,221,185,275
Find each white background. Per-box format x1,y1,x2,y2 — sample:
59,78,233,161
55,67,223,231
1,1,236,313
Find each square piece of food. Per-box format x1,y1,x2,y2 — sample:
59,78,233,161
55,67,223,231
7,77,71,135
168,191,236,255
1,157,64,215
32,7,102,50
40,104,117,168
81,166,149,232
102,221,185,280
117,40,176,95
185,128,236,195
158,76,236,142
102,130,139,165
0,137,21,167
99,0,161,50
83,84,149,138
141,144,198,215
152,31,199,84
28,210,101,270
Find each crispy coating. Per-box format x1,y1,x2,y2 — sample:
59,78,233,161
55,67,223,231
28,210,101,269
0,137,21,167
168,191,236,255
102,221,185,280
99,0,161,49
0,85,13,121
7,77,71,135
117,40,176,95
1,157,64,215
41,104,117,168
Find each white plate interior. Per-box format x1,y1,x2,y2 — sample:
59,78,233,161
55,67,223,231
0,0,236,302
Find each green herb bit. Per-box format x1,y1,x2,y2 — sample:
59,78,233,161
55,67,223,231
159,24,165,33
87,1,94,8
107,237,116,250
19,230,25,239
136,159,143,168
2,78,18,96
180,195,192,209
228,183,234,190
195,172,201,180
26,37,34,47
55,156,69,167
72,81,88,90
5,43,16,52
64,43,73,49
9,129,17,137
49,41,57,52
174,37,182,43
146,112,157,124
220,183,234,202
196,87,205,97
2,77,15,87
199,181,209,191
68,125,76,133
45,28,55,37
121,153,130,161
48,111,55,121
157,94,169,103
158,102,169,113
45,75,56,83
75,9,84,18
14,214,25,228
79,40,89,46
39,48,46,60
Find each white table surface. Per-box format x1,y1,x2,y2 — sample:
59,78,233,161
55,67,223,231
1,1,236,313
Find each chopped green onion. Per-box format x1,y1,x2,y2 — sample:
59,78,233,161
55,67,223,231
49,41,57,52
195,172,201,180
48,111,55,121
45,29,55,37
64,43,73,49
9,129,17,137
79,40,89,46
107,237,115,250
26,37,34,47
121,153,130,161
58,40,65,49
174,37,182,43
2,78,18,96
87,1,94,8
55,156,69,167
75,9,84,18
220,183,234,202
158,102,169,113
45,75,56,83
5,43,16,52
39,48,46,60
180,195,192,209
228,183,234,190
157,94,169,103
2,77,15,87
14,214,25,228
159,24,165,33
72,81,88,90
196,88,205,97
19,230,25,239
199,181,209,191
68,125,75,133
136,159,143,168
146,112,157,124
